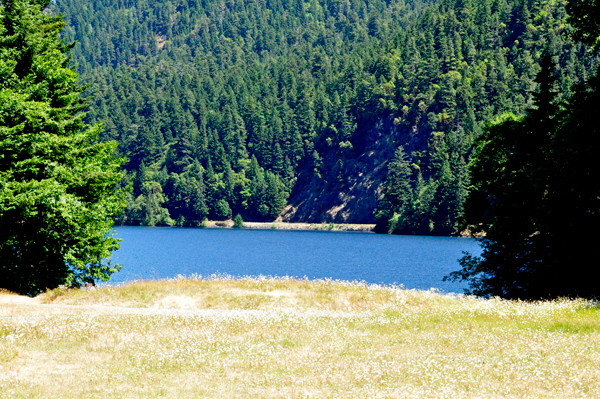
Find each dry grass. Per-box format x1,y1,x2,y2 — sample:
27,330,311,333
38,276,420,312
1,276,600,398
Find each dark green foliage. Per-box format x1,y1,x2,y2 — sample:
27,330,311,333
50,0,598,229
446,44,600,299
0,0,126,296
374,147,413,233
233,214,244,228
567,0,600,52
372,0,598,235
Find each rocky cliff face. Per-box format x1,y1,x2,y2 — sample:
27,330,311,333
282,119,419,224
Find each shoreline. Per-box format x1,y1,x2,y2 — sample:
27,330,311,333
206,220,375,232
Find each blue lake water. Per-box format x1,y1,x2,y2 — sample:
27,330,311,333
108,227,482,293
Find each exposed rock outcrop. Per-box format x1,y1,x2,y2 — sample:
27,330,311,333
282,119,419,224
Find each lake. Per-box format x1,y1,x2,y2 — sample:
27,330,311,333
109,227,481,293
110,227,480,292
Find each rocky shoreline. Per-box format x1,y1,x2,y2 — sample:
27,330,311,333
205,221,375,232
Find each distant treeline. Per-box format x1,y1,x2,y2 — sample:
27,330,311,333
54,0,597,232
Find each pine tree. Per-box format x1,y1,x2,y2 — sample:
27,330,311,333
46,0,600,230
374,147,413,233
0,0,126,295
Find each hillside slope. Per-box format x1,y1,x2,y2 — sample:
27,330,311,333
53,0,597,231
283,118,401,223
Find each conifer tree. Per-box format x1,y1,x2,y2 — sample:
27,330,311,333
374,146,413,233
48,0,600,230
0,0,126,295
447,47,600,298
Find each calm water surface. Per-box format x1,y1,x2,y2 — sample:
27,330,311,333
109,227,482,293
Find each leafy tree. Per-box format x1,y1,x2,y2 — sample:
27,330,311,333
233,214,244,228
567,0,600,52
446,41,600,299
0,0,126,295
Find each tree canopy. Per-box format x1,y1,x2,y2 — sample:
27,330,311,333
0,0,126,296
445,2,600,299
49,0,598,229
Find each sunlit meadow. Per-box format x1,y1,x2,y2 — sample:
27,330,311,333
1,276,599,398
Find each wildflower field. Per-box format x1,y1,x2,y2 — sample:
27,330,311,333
1,277,599,398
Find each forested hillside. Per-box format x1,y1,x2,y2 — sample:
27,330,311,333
52,0,597,232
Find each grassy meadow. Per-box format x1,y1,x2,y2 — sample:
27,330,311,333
1,276,599,398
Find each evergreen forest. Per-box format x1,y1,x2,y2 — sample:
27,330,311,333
52,0,598,233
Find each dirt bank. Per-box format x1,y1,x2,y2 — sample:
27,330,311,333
206,221,374,232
